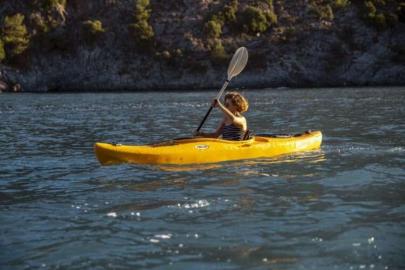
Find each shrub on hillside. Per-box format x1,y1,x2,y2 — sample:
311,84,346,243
0,39,5,61
173,49,182,59
30,12,71,52
154,49,183,66
82,20,105,45
162,51,171,60
374,13,387,29
281,26,297,42
128,21,154,47
361,1,377,21
133,0,152,23
266,12,278,25
129,0,154,52
1,14,30,58
82,20,104,36
202,0,239,38
209,40,230,67
332,0,349,9
223,5,237,24
358,1,399,29
156,49,183,67
32,15,50,34
203,20,222,38
242,6,277,33
310,4,334,20
385,12,398,27
324,5,334,20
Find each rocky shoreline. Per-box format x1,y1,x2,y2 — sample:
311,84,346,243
0,0,404,92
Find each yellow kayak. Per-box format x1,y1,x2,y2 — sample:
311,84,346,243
94,131,322,165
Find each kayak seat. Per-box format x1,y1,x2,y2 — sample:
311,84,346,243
243,129,251,140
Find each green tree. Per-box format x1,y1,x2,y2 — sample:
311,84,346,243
242,6,277,33
82,20,105,36
128,20,154,44
325,5,334,20
82,20,105,45
362,1,377,21
133,0,152,23
265,12,278,25
332,0,349,9
129,0,155,51
1,14,30,58
223,5,237,24
202,0,238,38
209,13,225,26
310,4,334,20
203,20,222,38
210,40,230,66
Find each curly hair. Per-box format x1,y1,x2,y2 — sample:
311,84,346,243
224,92,249,113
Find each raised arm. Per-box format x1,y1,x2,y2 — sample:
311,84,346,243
214,99,246,128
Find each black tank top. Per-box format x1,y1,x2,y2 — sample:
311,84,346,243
222,123,245,141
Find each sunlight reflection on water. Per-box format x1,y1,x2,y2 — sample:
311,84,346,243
0,87,404,269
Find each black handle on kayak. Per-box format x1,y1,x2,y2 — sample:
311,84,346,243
196,106,213,132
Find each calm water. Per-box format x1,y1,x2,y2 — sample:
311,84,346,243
1,87,404,269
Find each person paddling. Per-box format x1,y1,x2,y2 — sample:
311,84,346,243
193,92,248,141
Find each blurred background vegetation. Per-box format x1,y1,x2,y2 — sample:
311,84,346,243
0,0,404,90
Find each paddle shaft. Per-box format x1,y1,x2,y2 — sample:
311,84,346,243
196,79,230,132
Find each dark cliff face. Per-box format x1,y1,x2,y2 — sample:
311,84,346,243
0,0,404,92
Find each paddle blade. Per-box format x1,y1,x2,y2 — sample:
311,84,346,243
227,47,248,80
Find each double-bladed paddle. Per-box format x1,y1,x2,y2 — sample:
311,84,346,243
196,47,248,132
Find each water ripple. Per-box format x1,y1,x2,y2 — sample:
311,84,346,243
1,87,404,269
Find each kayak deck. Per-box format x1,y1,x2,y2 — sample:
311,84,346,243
94,131,322,165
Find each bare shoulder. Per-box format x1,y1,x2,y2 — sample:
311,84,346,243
234,115,247,129
238,115,246,123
